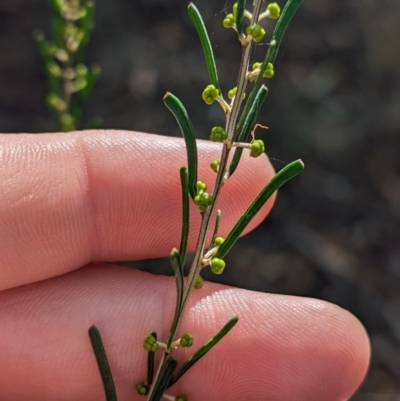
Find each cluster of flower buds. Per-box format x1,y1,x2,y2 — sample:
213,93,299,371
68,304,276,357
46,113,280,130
202,84,219,105
250,139,265,158
210,126,228,142
252,61,275,78
223,2,281,41
210,258,226,274
143,334,159,352
194,181,214,212
210,159,220,173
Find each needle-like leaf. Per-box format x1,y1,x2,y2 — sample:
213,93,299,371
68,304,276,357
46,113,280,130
188,3,220,92
210,210,222,248
238,0,303,149
217,159,304,259
168,317,239,387
229,85,268,177
148,357,178,401
167,249,184,349
88,326,118,401
235,0,246,36
179,167,190,266
147,332,157,385
164,93,198,200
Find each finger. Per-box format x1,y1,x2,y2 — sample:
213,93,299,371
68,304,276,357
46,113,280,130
0,265,370,401
0,130,275,290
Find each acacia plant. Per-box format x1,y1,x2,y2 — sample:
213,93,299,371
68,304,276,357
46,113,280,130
35,0,100,131
88,0,304,400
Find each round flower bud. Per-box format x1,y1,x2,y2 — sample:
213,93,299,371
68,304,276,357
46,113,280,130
180,333,194,347
210,258,226,274
136,383,149,396
46,93,66,112
197,193,214,212
210,159,220,173
47,61,61,77
214,237,225,246
228,87,237,99
75,63,88,76
223,13,235,28
250,139,265,157
267,2,281,19
246,24,266,43
252,62,262,71
210,126,228,142
194,276,204,289
263,62,274,78
202,84,219,105
143,334,159,352
232,2,238,16
196,181,207,192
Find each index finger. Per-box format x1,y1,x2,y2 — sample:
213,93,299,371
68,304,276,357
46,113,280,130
0,130,275,290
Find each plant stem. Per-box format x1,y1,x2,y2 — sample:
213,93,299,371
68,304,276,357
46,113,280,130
146,2,267,399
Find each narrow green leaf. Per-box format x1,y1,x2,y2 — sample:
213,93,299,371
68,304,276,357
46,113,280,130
217,160,304,259
167,249,184,349
148,358,178,401
168,317,239,387
88,326,118,401
33,32,62,97
229,85,268,177
237,0,303,151
188,3,220,92
210,210,221,248
163,93,198,199
48,0,64,48
147,332,157,385
77,1,95,63
72,65,101,124
266,0,304,65
179,167,190,267
235,0,246,36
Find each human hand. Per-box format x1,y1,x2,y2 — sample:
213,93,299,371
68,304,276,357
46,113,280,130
0,130,369,400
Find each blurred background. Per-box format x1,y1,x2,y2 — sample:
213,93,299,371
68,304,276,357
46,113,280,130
1,0,400,399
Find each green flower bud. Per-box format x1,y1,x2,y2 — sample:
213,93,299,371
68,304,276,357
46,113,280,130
202,84,219,105
214,237,225,246
246,24,266,43
263,62,274,78
223,13,235,28
232,2,238,16
176,396,188,401
210,126,228,142
252,62,262,71
267,2,281,19
228,87,237,99
250,139,265,157
194,192,214,212
60,113,75,131
210,159,220,173
143,334,159,352
47,61,61,77
196,180,207,192
46,93,66,112
75,63,88,76
54,48,69,62
180,333,194,347
136,383,149,396
210,258,226,274
194,276,204,289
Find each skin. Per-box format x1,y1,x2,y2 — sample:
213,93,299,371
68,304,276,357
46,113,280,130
0,130,370,401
